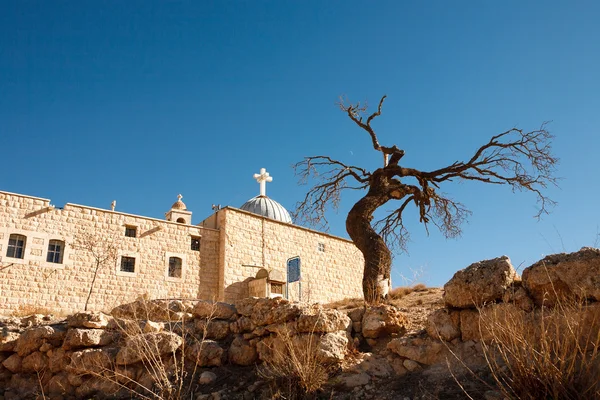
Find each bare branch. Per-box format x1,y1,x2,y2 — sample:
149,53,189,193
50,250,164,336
293,156,369,229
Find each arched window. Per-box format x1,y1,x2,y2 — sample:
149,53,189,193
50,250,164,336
176,218,186,224
168,257,182,278
6,234,26,259
47,240,65,264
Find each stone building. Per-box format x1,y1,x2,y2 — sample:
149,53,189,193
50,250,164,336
0,169,364,314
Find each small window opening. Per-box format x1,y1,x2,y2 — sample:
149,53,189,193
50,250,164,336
168,256,182,278
176,217,186,224
125,226,137,238
47,240,64,264
120,256,136,273
7,234,26,259
317,242,325,252
191,237,201,251
271,283,284,295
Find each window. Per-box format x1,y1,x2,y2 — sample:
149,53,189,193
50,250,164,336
47,240,64,264
271,283,284,295
191,236,201,251
124,226,137,238
176,217,186,224
168,256,182,278
317,242,325,252
6,234,26,259
120,256,136,273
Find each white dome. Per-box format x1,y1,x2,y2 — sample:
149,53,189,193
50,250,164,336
240,195,292,224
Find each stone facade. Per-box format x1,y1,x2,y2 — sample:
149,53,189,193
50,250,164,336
0,190,364,314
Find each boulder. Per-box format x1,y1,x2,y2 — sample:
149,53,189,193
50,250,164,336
316,331,348,363
62,328,117,350
48,347,70,373
387,337,445,365
230,316,255,334
67,312,112,329
2,354,22,373
425,309,461,341
229,335,258,366
0,331,20,352
362,305,408,339
522,247,600,306
111,299,196,321
193,301,237,320
116,331,183,365
248,298,302,326
48,372,74,396
67,348,117,375
295,305,351,333
21,351,49,372
185,339,224,367
199,371,217,385
14,325,56,356
502,283,534,311
444,256,517,308
196,319,230,340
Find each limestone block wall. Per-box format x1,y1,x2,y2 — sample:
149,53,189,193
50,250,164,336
218,208,364,303
0,191,221,315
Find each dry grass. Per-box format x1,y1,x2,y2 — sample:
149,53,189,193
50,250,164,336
10,304,58,317
388,283,428,300
258,315,336,399
479,299,600,400
75,299,216,400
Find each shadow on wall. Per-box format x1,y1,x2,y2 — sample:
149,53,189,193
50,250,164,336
224,277,254,302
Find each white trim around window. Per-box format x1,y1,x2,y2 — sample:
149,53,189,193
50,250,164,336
116,251,140,277
164,251,186,282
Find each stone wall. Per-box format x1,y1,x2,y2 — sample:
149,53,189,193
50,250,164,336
0,191,221,315
217,208,365,303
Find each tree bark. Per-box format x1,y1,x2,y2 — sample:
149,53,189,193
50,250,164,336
346,187,392,303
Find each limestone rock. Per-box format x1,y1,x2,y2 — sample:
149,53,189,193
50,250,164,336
348,353,393,378
199,371,217,385
193,301,237,320
48,372,74,396
522,247,600,306
502,283,534,311
387,337,445,365
67,312,112,329
339,372,370,388
234,297,260,317
116,331,183,365
0,331,19,352
248,297,301,326
295,305,351,333
111,299,195,321
2,354,22,373
362,305,408,339
196,319,230,340
67,348,117,375
14,325,56,357
229,335,258,366
403,359,421,372
425,309,461,341
21,351,49,372
62,328,117,350
444,256,517,308
346,307,366,323
185,339,224,367
316,331,348,363
48,347,70,373
230,316,255,334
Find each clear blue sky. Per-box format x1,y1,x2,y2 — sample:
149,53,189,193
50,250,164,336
2,2,599,287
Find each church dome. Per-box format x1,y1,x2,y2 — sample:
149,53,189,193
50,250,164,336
240,195,292,223
171,194,187,210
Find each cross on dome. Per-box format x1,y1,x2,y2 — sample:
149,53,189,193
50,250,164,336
253,168,273,197
177,194,183,201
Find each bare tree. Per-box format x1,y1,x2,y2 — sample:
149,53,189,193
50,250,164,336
294,95,558,303
73,231,120,311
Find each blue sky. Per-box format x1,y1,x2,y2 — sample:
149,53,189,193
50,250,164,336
2,2,599,287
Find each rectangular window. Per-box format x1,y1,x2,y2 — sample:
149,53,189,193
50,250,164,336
125,226,137,238
7,234,26,259
120,256,136,273
317,242,325,252
271,283,284,295
191,236,201,251
168,256,182,278
47,240,64,264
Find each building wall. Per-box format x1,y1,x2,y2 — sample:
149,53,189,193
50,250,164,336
218,207,365,303
0,191,220,315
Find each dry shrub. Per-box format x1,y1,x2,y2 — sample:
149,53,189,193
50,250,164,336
479,299,600,400
388,283,428,300
11,304,57,317
258,323,336,399
323,297,365,310
77,299,216,400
